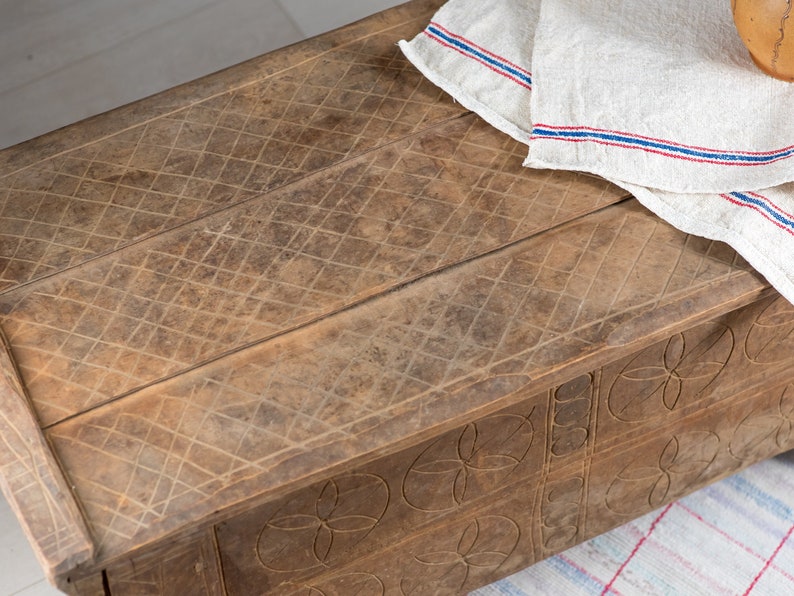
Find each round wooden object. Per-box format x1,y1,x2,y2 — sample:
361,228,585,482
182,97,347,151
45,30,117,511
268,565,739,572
733,0,794,81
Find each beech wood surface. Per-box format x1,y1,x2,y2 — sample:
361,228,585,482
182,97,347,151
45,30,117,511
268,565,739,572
0,1,789,593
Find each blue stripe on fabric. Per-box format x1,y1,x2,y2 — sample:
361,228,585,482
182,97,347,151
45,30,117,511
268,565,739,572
531,127,794,164
479,579,530,596
546,554,608,592
728,192,794,231
426,25,532,87
725,474,794,522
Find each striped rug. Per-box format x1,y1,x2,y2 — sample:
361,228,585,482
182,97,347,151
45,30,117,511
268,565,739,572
474,452,794,595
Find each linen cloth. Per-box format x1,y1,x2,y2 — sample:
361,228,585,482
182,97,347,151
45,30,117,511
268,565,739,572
528,0,794,194
398,0,794,304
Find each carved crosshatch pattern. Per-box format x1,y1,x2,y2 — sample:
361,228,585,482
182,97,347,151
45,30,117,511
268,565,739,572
0,340,93,582
0,12,464,292
104,530,223,596
0,118,625,427
54,283,794,591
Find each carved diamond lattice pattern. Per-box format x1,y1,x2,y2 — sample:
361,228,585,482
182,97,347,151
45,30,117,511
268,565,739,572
0,22,461,291
1,117,623,426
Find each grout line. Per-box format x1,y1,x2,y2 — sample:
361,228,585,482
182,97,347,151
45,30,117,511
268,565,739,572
9,578,51,596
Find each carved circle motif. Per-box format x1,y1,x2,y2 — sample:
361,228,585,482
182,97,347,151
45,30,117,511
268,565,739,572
606,431,720,515
730,384,794,462
256,473,389,573
745,297,794,364
303,572,385,596
402,412,534,512
400,515,520,595
608,323,734,422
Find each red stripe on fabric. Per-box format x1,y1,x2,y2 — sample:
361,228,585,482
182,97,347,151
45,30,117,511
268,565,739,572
677,502,794,585
743,523,794,595
534,123,794,157
428,21,532,76
529,136,794,167
422,30,532,90
746,191,794,220
601,503,673,596
557,554,621,595
720,194,794,238
676,502,765,561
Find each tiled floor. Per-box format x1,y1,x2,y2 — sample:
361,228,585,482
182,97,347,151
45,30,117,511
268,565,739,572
0,497,61,596
0,2,403,592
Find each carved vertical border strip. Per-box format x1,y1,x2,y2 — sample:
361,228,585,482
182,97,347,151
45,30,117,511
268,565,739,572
549,373,597,462
539,465,587,557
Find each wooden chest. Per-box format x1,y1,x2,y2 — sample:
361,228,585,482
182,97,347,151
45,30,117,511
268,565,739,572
0,1,790,593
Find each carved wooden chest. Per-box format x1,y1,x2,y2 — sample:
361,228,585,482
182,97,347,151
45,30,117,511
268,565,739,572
0,1,790,593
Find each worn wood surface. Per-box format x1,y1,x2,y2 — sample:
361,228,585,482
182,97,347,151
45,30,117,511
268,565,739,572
0,0,788,593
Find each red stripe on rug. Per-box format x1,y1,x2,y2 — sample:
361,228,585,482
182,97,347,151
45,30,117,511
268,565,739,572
743,523,794,595
676,502,766,561
601,503,674,596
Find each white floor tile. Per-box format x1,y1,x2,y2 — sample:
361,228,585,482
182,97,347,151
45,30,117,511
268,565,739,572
275,0,406,38
0,494,55,595
11,579,62,596
0,0,303,149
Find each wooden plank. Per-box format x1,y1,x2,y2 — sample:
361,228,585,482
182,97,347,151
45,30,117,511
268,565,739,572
0,330,93,588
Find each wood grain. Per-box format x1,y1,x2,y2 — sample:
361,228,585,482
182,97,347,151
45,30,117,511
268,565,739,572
0,1,791,593
0,330,93,588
